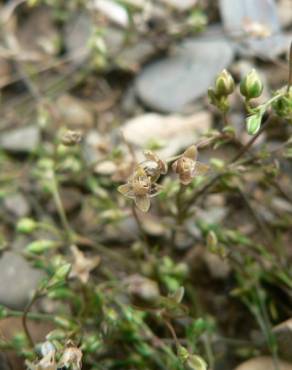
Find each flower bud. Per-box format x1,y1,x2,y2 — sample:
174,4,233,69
207,230,218,251
49,263,71,286
272,88,292,121
16,218,37,234
240,69,263,99
246,113,262,135
215,69,235,96
26,239,57,254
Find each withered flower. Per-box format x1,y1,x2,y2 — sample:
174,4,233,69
26,350,57,370
141,150,168,181
118,166,161,212
58,342,82,370
61,129,83,146
70,245,100,284
172,145,209,185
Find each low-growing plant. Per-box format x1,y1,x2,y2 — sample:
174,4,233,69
0,7,292,368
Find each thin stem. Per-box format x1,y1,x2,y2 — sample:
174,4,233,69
230,115,272,163
131,203,150,255
238,187,274,246
51,171,73,243
164,319,179,349
22,291,41,348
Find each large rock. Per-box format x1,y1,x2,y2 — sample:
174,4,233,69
234,357,292,370
135,37,234,112
3,193,30,218
122,111,211,158
273,318,292,362
0,252,44,309
56,95,94,129
0,126,40,153
219,0,290,58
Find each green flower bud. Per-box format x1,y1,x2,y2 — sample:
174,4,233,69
49,263,71,286
206,230,218,251
16,218,37,234
178,346,207,370
272,88,292,121
215,69,235,96
26,239,57,254
246,113,262,135
240,69,263,99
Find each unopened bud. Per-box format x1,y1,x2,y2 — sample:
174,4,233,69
272,88,292,121
26,239,57,254
240,69,263,99
246,113,262,135
17,218,37,234
215,69,235,96
49,263,71,286
207,230,218,251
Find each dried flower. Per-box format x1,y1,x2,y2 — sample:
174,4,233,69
118,166,161,212
141,150,168,181
26,350,57,370
70,245,100,284
61,130,83,146
58,342,82,370
172,145,209,185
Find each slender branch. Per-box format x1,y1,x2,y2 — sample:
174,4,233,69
22,291,41,348
51,171,73,243
131,203,150,255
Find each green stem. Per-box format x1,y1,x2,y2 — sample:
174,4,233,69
22,291,41,348
51,171,73,243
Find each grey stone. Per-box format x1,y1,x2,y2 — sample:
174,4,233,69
135,37,234,112
64,12,92,65
0,252,44,309
56,95,94,129
0,126,40,153
219,0,289,58
3,193,30,218
273,318,292,362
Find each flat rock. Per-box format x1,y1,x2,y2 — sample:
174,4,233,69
273,318,292,362
64,12,92,65
122,111,211,158
82,130,109,166
234,356,292,370
56,95,94,129
3,193,30,218
0,126,40,153
219,0,289,58
16,6,60,60
0,252,44,309
135,38,234,112
92,0,129,28
159,0,197,11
